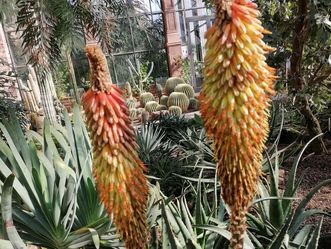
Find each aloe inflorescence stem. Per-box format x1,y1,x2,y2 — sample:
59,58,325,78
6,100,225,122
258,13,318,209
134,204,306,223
81,44,148,249
200,0,276,248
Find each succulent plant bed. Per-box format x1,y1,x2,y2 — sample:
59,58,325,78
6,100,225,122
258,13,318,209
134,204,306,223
122,76,200,125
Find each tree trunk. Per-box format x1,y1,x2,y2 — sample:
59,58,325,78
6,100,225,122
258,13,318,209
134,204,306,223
65,49,80,103
38,72,57,124
289,0,327,154
296,96,327,153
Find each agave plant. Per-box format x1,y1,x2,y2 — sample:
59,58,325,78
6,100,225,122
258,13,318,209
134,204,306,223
247,135,331,249
0,107,115,249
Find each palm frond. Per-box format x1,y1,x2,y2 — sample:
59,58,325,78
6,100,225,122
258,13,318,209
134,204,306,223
16,0,61,73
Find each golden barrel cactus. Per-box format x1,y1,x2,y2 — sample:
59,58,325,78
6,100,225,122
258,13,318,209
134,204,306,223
200,0,275,248
81,45,148,249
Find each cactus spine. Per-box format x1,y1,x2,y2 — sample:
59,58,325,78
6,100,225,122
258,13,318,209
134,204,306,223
168,106,182,116
124,82,132,98
140,92,155,107
167,92,189,112
175,83,195,99
165,77,185,95
126,98,136,110
81,45,148,249
144,101,158,113
200,1,275,248
129,108,139,119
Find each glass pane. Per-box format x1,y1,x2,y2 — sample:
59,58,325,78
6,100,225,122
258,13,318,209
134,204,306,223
135,50,168,83
131,14,164,51
131,15,152,51
111,17,134,53
112,54,136,86
6,31,27,66
151,0,162,12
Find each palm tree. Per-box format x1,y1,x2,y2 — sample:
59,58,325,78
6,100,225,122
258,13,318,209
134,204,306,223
1,0,125,123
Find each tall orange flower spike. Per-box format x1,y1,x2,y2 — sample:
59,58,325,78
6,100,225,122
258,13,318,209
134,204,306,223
81,44,148,249
200,0,276,248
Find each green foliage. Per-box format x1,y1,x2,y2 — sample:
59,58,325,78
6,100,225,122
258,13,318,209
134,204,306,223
128,59,154,92
0,107,114,248
0,63,29,133
1,175,26,249
256,0,331,134
167,92,190,112
247,135,330,249
181,57,204,84
0,100,29,136
135,124,196,196
9,0,125,78
0,107,328,249
53,62,70,98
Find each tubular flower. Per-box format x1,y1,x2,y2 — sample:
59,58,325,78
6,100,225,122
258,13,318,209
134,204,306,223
200,1,275,248
81,45,148,249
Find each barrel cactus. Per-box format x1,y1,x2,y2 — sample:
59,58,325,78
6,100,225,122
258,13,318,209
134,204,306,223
124,82,132,98
156,83,163,97
174,83,195,99
156,105,167,111
149,83,163,98
81,45,148,249
189,98,199,111
200,1,275,248
140,92,155,107
129,108,139,119
144,101,158,113
168,106,182,116
167,92,189,112
165,77,185,95
126,98,136,110
160,95,169,106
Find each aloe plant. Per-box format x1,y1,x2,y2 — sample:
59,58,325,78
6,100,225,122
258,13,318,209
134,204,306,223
0,107,113,249
247,134,330,249
1,174,26,249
